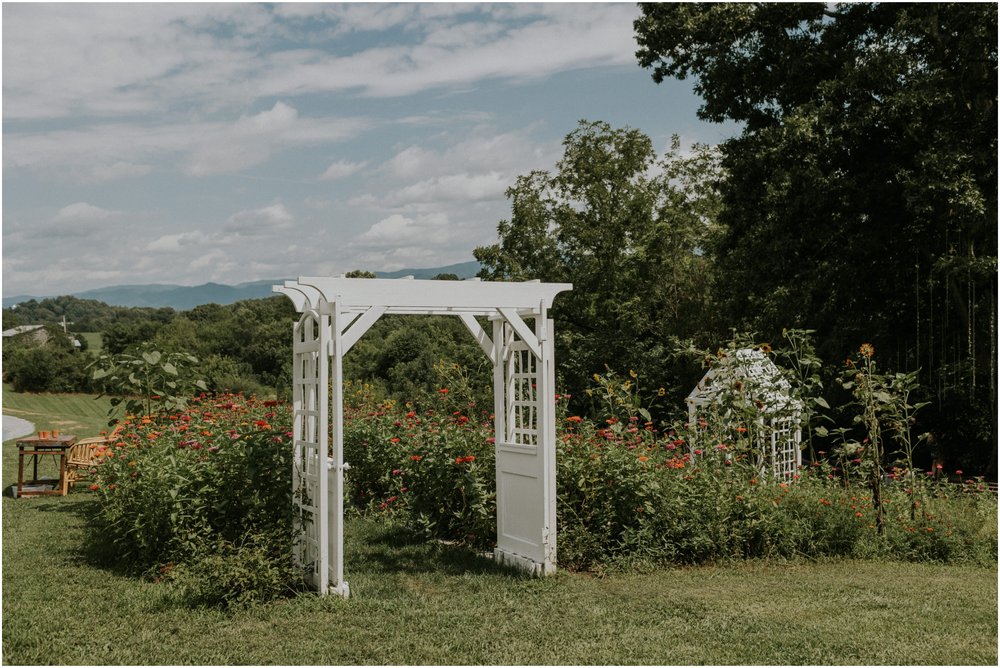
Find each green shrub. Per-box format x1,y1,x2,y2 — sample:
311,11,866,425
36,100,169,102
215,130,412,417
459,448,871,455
342,386,997,570
91,394,302,605
343,383,496,547
3,339,95,393
161,533,301,609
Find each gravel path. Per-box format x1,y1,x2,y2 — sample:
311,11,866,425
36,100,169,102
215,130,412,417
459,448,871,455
3,415,35,442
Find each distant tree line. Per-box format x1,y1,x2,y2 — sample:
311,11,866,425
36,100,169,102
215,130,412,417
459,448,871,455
1,273,486,405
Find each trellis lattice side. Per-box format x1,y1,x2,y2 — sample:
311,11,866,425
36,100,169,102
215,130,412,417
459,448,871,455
505,339,539,447
291,310,329,592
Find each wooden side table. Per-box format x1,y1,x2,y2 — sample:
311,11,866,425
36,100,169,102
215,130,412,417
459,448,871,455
15,434,76,497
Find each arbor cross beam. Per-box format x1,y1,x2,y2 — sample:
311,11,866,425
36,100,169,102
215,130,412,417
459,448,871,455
274,276,572,596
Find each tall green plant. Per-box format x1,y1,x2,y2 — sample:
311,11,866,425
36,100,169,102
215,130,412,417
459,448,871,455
838,344,931,533
90,342,207,421
777,328,831,460
841,344,887,532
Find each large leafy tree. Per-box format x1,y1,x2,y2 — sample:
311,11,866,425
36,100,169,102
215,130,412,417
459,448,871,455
475,120,723,414
636,2,997,473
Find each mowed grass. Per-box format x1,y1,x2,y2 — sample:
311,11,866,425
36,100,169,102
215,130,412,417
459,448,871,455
79,331,104,355
3,383,113,438
3,388,998,665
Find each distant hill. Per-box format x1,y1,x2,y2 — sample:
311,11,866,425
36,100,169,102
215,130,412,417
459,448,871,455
3,261,482,310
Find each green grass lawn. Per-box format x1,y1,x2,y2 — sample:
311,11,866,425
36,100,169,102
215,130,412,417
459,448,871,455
78,332,104,356
3,389,997,665
3,383,113,438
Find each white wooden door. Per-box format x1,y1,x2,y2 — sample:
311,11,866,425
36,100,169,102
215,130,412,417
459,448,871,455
493,317,556,574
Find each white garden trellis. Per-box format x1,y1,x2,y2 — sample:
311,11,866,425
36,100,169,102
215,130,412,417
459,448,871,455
686,348,802,479
274,276,571,596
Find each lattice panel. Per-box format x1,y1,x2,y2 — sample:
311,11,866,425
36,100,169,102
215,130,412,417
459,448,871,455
505,339,539,446
769,417,800,480
292,312,324,579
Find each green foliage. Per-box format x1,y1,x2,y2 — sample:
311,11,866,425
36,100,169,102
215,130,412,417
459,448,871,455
199,354,270,396
475,119,724,417
90,343,208,419
835,343,932,533
2,295,176,333
344,315,489,408
585,367,655,424
2,325,95,393
90,394,301,606
160,534,300,609
776,328,831,459
103,319,168,355
343,386,496,546
635,2,998,475
343,384,996,570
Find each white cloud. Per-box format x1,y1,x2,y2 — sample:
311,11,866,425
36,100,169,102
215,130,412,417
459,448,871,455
380,126,555,181
319,159,367,181
348,211,484,271
3,4,640,122
184,102,369,176
2,4,260,120
353,213,444,246
145,232,207,253
4,103,369,181
189,249,231,272
384,172,509,207
143,203,294,257
223,203,294,236
53,202,121,223
256,4,640,99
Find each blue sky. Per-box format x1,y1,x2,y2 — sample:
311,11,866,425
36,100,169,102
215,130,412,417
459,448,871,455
2,2,736,297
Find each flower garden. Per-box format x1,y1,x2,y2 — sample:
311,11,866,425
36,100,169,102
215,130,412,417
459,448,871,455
85,345,997,608
340,379,996,571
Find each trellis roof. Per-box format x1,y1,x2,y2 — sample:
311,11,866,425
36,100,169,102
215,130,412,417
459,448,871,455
687,348,801,413
274,277,572,316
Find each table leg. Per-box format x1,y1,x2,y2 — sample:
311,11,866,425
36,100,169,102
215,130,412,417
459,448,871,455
32,453,38,484
59,452,68,495
17,451,24,498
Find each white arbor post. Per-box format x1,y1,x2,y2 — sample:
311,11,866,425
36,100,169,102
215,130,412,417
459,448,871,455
275,277,571,596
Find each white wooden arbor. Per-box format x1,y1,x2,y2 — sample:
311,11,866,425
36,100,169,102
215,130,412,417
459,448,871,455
274,276,572,596
686,348,802,479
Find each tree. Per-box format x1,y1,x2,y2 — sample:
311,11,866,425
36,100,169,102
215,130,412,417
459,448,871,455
3,326,95,393
475,119,723,413
635,2,998,474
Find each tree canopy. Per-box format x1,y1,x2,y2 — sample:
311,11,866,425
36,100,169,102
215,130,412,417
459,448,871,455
475,119,723,412
635,2,997,472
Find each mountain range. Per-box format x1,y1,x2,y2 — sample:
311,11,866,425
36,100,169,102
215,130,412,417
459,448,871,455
3,261,482,310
